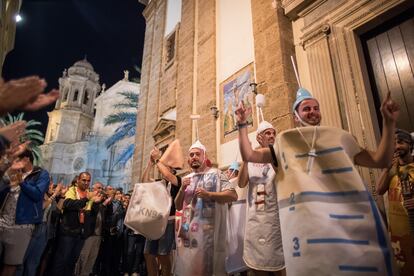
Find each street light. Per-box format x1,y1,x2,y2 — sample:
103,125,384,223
15,14,22,23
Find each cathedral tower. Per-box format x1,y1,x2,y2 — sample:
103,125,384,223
44,58,101,144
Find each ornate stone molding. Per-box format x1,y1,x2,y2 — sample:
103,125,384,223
138,0,149,5
152,118,176,144
300,23,330,49
336,0,408,31
281,0,317,19
142,0,158,20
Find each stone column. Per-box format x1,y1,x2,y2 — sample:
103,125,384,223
302,24,343,128
251,0,297,132
175,0,195,165
132,0,166,182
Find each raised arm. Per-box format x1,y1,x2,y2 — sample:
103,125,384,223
355,92,399,168
238,162,249,188
235,102,273,164
141,159,154,182
151,147,179,186
376,168,393,196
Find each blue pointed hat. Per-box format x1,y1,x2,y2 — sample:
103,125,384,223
292,88,315,112
229,161,240,171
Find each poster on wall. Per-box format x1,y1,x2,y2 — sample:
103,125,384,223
221,63,255,143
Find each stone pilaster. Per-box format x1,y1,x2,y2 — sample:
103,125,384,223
251,0,297,133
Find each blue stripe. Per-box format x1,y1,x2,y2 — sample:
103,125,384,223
316,147,344,155
338,265,378,272
278,190,369,208
329,214,364,219
367,192,393,275
292,252,300,257
322,167,353,174
307,238,369,245
301,190,360,197
295,146,344,158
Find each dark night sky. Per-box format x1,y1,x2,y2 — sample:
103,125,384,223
2,0,146,134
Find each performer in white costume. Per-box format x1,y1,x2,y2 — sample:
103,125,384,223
225,161,249,275
238,121,285,275
235,88,399,276
174,140,237,276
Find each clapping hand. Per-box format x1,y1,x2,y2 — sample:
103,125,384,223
23,89,59,111
0,76,59,115
54,182,63,196
0,121,26,147
88,191,103,203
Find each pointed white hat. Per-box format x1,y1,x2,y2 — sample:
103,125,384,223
189,140,206,152
257,120,275,134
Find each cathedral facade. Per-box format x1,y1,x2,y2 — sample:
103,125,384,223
41,59,139,190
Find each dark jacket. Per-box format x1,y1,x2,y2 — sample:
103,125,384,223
60,187,99,238
0,167,50,225
101,200,124,237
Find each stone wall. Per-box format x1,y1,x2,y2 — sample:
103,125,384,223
251,0,296,133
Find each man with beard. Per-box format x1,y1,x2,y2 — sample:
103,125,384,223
75,182,110,276
238,121,285,275
236,88,399,275
377,128,414,275
174,140,237,276
50,172,103,276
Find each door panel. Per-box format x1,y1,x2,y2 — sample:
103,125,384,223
364,17,414,132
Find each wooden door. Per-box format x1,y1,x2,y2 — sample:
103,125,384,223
363,13,414,132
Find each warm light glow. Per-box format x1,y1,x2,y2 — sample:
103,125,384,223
15,14,22,23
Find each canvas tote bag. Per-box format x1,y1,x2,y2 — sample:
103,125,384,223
124,181,172,240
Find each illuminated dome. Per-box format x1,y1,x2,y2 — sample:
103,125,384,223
73,58,94,71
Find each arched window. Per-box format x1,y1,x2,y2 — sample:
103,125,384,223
73,90,79,102
83,91,89,105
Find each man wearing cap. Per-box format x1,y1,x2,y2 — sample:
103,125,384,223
174,140,237,276
377,128,414,275
236,89,399,275
237,121,284,275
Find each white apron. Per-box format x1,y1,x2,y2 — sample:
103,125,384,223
175,168,230,276
243,162,285,271
225,178,248,274
274,126,395,276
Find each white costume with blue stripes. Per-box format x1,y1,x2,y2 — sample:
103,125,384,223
273,126,394,276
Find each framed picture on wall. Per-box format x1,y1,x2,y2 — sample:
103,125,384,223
220,63,256,143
